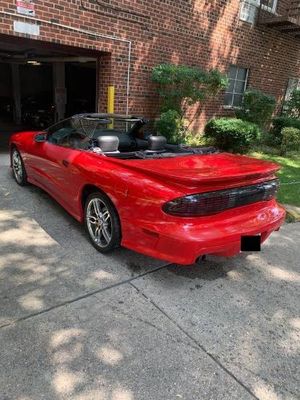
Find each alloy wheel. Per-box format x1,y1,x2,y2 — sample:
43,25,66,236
12,150,23,184
86,198,112,248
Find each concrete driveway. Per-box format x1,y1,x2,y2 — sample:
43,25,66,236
0,153,299,400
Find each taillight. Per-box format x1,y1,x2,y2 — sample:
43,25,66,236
162,179,279,217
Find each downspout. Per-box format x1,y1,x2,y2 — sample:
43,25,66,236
0,11,132,115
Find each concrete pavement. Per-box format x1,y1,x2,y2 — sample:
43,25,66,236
0,153,299,400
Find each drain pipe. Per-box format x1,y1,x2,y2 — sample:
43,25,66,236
0,11,132,115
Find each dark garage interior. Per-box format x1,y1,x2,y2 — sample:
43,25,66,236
0,34,98,151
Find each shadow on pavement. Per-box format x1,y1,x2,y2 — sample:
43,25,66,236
0,153,299,400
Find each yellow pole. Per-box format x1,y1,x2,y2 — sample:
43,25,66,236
107,85,115,128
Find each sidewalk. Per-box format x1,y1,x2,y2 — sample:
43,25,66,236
0,153,299,400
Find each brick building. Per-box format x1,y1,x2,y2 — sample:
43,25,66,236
0,0,300,133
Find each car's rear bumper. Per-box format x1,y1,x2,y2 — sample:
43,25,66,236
122,200,286,265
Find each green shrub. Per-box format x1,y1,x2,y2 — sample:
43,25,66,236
280,127,300,155
151,64,228,117
236,89,276,129
204,118,261,152
155,110,184,144
183,132,208,147
270,116,300,145
284,89,300,118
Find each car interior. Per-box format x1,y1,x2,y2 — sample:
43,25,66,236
46,114,218,159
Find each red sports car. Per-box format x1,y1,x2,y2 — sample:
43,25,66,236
9,113,285,265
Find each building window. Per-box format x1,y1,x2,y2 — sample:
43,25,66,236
262,0,278,13
284,78,300,102
240,0,278,24
240,0,258,24
224,66,249,108
283,78,300,111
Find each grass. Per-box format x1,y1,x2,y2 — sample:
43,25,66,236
182,134,300,206
250,150,300,207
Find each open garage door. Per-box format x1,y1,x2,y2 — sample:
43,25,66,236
0,34,99,151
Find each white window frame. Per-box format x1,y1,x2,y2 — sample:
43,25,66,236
224,66,249,109
240,0,278,20
258,0,278,14
284,78,300,102
240,0,259,24
283,77,300,111
259,0,278,14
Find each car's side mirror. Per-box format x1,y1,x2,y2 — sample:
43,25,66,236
35,132,47,143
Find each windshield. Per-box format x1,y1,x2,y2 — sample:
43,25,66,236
46,114,149,147
70,114,144,138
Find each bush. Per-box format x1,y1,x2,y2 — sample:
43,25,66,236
151,64,228,117
183,132,208,147
270,116,300,145
284,89,300,118
236,89,276,129
280,127,300,155
204,118,261,152
155,110,184,144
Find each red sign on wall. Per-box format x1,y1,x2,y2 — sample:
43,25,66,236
16,0,35,17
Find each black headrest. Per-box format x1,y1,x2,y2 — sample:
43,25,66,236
97,135,119,152
148,135,167,151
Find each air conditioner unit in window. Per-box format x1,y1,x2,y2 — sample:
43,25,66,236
240,0,258,24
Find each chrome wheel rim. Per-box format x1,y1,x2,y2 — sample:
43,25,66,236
12,150,23,183
86,198,112,248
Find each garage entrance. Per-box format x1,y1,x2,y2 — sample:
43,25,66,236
0,34,100,150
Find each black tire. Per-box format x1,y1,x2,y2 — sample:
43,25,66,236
84,192,121,253
11,147,28,186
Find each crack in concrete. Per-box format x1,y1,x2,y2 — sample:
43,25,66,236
0,254,282,400
0,262,171,330
130,281,260,400
97,300,201,354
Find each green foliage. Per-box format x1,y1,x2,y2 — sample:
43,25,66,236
183,132,208,147
155,110,184,144
204,118,261,152
151,64,228,117
270,116,300,145
280,127,300,155
155,110,211,146
236,89,276,129
284,89,300,118
250,151,300,207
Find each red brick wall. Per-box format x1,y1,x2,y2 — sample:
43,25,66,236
0,0,300,131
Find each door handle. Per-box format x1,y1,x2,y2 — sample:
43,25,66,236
62,159,69,167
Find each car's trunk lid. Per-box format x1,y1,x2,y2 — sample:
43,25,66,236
116,153,280,192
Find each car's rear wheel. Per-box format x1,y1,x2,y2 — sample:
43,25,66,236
11,147,28,186
84,192,121,253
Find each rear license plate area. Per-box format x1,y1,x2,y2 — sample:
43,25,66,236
241,235,261,252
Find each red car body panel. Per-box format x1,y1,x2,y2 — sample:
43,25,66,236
9,130,286,265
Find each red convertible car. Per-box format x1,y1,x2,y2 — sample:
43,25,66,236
9,113,285,265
